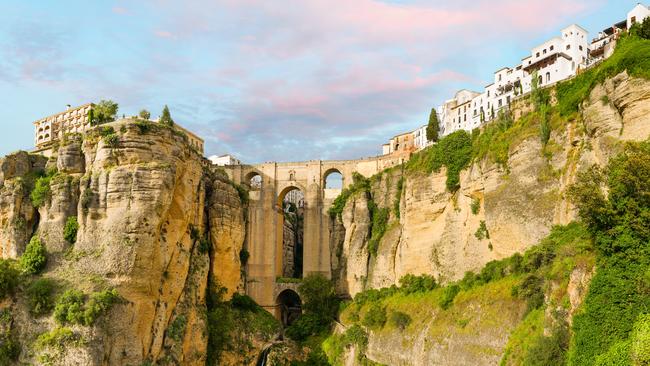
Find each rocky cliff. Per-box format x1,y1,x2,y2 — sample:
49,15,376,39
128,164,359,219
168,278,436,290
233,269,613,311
327,71,650,365
0,120,261,365
331,71,650,298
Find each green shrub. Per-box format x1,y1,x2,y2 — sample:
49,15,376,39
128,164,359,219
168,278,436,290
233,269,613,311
362,303,387,329
26,278,57,316
103,133,119,148
0,329,19,364
367,203,389,257
134,120,155,134
160,105,174,126
439,284,460,310
0,260,19,299
30,174,52,208
230,293,258,312
513,274,545,314
394,176,404,218
35,327,78,350
389,311,411,330
636,17,650,40
474,220,490,240
299,274,339,321
344,324,368,348
524,322,569,366
594,340,631,366
470,197,481,215
398,274,436,294
20,236,47,274
82,289,120,325
54,289,85,325
631,314,650,365
285,313,325,341
138,109,151,120
54,288,119,326
63,216,79,244
167,315,187,341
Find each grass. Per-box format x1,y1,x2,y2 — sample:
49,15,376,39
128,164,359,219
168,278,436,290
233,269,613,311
556,35,650,117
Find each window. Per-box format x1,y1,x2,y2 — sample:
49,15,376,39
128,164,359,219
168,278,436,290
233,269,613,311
579,45,583,51
566,45,571,50
546,72,551,83
487,90,490,97
632,16,637,24
543,49,547,54
464,115,466,122
498,99,502,108
499,74,502,81
536,52,540,57
550,45,554,51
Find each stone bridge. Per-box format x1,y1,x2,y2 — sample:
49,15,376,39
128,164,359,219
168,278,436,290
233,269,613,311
223,154,406,319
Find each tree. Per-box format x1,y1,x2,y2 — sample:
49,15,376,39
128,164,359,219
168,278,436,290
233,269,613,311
633,17,650,40
90,100,118,125
426,108,440,142
160,105,174,126
138,109,151,120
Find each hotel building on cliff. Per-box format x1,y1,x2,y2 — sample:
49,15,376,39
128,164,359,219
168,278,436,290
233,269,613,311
33,103,205,157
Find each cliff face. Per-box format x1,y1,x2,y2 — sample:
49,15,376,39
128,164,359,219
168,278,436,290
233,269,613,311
332,72,650,298
0,120,253,365
329,72,650,365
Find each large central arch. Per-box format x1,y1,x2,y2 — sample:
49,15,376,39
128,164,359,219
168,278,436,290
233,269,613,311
276,185,305,279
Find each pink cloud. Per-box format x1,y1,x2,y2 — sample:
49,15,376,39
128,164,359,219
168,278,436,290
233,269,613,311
153,30,174,39
112,6,129,15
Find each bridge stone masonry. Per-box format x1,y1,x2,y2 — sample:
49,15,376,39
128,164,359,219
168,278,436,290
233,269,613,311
221,154,406,319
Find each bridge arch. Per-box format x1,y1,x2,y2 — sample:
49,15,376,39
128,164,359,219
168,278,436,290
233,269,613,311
276,185,305,279
276,289,302,326
323,168,344,189
245,170,263,190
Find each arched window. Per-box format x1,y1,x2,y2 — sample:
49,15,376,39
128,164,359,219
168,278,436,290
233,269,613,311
546,72,551,83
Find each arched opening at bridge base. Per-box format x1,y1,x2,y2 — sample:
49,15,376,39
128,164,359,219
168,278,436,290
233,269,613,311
276,289,302,327
278,186,304,279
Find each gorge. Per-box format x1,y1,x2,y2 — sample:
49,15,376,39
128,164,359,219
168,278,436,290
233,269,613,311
1,36,650,366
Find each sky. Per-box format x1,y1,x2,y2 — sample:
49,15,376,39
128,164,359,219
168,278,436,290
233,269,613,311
0,0,642,163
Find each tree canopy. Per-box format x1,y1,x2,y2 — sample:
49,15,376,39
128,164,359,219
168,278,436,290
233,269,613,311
90,100,118,125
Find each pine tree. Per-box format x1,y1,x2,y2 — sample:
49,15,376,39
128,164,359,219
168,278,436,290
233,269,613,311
160,105,174,126
426,108,440,142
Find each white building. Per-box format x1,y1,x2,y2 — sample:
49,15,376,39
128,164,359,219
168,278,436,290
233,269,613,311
440,89,480,136
412,125,431,150
628,3,650,29
209,154,241,166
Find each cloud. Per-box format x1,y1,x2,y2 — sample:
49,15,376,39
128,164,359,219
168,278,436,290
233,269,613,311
0,0,599,162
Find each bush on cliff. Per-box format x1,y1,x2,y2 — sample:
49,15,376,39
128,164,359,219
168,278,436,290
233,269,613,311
63,216,79,244
0,260,19,299
54,288,120,326
20,236,47,274
567,139,650,365
26,278,57,316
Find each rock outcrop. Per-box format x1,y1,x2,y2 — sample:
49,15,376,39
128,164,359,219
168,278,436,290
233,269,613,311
0,120,254,365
